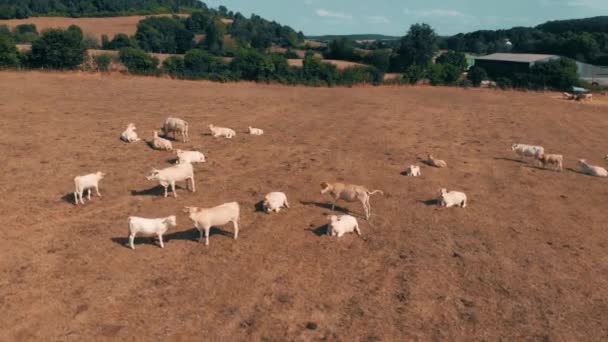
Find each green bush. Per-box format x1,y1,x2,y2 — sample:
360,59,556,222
14,24,36,35
302,53,338,86
93,53,112,72
119,47,159,75
403,65,426,84
12,24,38,43
337,66,384,86
436,51,467,70
467,66,487,87
530,58,579,90
102,33,137,50
82,34,100,49
162,55,185,77
135,16,194,54
27,27,85,69
283,49,300,59
183,49,223,78
230,49,276,81
199,21,224,55
0,35,20,68
427,64,462,85
363,50,391,72
496,77,513,89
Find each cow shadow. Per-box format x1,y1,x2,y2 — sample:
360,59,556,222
62,193,75,204
62,193,101,205
493,157,526,164
300,201,349,214
306,224,329,237
111,236,160,249
254,201,266,213
130,185,186,197
566,167,592,176
419,199,438,206
111,227,233,249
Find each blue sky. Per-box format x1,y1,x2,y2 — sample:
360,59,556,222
204,0,608,36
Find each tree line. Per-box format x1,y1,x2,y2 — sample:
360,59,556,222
0,23,382,86
0,15,585,90
0,0,206,19
442,16,608,65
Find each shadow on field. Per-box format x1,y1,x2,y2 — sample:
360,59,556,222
300,201,350,214
254,201,266,213
419,199,438,206
62,193,75,204
111,236,159,249
566,167,590,176
493,157,527,164
111,227,233,248
306,224,329,236
62,193,101,205
131,185,186,197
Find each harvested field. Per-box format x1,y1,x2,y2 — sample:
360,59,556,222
2,15,186,40
287,58,365,69
1,71,608,340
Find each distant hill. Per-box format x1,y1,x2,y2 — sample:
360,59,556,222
306,34,400,42
536,16,608,34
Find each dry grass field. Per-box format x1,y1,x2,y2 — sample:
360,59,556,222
2,15,187,39
1,71,608,340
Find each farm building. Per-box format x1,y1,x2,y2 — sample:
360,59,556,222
474,53,560,78
475,53,608,85
576,62,608,86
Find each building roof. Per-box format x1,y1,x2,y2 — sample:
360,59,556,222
475,53,559,63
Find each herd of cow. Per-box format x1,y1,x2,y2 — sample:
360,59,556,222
70,118,608,250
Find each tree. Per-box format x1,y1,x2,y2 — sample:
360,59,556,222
302,52,338,86
135,17,194,54
185,12,212,33
0,35,19,68
230,48,275,81
93,54,112,72
0,0,209,18
427,64,462,85
28,28,85,69
404,65,426,84
108,33,136,50
363,50,391,72
162,56,185,77
394,23,438,71
201,21,224,54
183,49,221,78
11,24,38,43
119,47,159,75
467,66,487,87
324,38,358,61
530,57,578,90
436,51,467,71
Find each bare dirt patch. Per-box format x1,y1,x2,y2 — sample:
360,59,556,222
1,71,607,340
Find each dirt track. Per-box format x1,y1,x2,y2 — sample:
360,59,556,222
1,71,608,341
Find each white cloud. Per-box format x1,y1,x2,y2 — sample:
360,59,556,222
404,8,465,17
366,15,390,24
315,9,353,20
